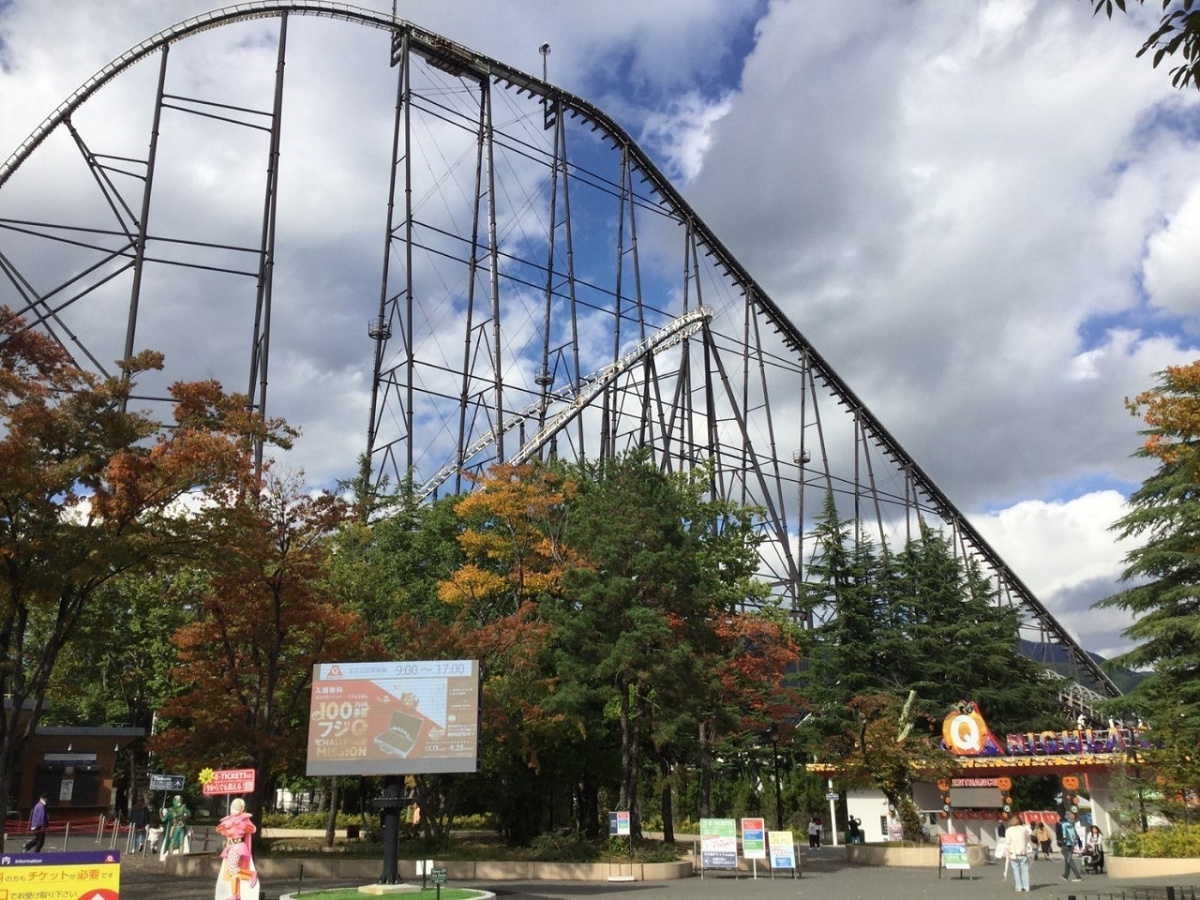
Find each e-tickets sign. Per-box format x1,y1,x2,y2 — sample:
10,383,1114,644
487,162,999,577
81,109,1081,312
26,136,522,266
201,767,256,795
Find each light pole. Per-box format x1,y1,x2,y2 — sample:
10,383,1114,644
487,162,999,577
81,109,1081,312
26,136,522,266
793,448,811,626
766,722,783,831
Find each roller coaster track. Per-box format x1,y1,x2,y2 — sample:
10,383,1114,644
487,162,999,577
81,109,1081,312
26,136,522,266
0,2,1119,697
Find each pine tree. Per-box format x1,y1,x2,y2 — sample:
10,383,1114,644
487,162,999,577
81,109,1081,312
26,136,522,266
1098,361,1200,800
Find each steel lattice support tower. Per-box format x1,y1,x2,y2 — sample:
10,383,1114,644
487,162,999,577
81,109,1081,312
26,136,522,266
0,1,1119,697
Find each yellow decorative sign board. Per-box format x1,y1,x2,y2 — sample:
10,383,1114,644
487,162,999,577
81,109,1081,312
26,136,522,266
0,850,120,900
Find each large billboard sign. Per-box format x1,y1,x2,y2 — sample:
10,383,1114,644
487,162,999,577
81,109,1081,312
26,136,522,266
305,660,480,776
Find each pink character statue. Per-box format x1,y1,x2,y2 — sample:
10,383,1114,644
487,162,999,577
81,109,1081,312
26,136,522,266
214,798,260,900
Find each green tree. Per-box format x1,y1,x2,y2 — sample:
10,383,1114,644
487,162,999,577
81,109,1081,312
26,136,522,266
552,451,766,838
834,690,953,842
797,493,890,748
43,567,205,730
889,524,1059,732
1098,361,1200,809
0,306,288,840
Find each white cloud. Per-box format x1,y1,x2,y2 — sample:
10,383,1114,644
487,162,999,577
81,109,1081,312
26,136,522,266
3,0,1200,663
1144,182,1200,317
973,491,1138,659
640,92,734,183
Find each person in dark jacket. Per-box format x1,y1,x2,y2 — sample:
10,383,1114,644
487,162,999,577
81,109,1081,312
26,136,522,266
23,794,49,852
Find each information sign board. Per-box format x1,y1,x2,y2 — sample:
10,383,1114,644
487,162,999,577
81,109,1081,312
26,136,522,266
149,774,185,792
767,830,797,869
0,850,120,900
431,866,447,885
940,833,971,870
699,818,737,869
306,660,481,776
741,817,766,859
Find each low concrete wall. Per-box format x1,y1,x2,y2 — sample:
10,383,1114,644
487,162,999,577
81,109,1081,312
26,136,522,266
1106,856,1200,879
167,853,692,882
845,842,991,868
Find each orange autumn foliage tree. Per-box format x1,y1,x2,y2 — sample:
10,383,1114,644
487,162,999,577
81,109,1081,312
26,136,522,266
154,474,373,815
418,463,579,843
1127,360,1200,473
713,611,804,736
0,305,291,836
438,462,583,622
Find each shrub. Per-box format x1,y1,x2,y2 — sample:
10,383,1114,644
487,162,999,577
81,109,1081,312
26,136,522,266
260,811,370,830
1111,824,1200,858
527,833,600,862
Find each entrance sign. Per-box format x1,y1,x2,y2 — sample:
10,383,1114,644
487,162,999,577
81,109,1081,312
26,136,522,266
767,830,797,870
741,818,766,860
943,699,1152,758
699,818,737,869
940,833,970,871
202,767,255,795
306,660,481,776
0,850,120,899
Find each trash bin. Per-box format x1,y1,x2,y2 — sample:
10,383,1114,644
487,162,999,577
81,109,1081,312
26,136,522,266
346,824,360,839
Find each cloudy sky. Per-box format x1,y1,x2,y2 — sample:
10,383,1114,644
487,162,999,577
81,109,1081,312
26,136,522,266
2,0,1199,662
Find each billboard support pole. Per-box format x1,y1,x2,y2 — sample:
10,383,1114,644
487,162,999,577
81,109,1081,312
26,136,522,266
378,776,405,884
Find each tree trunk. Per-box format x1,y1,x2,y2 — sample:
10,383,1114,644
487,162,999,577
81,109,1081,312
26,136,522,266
323,777,340,847
617,681,644,838
577,777,599,838
618,680,634,813
699,720,713,818
659,755,674,843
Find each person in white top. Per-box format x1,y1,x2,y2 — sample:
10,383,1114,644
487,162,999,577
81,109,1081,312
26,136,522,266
1005,814,1033,893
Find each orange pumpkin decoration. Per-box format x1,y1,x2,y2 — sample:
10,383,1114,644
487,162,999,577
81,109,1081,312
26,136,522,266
1062,775,1080,791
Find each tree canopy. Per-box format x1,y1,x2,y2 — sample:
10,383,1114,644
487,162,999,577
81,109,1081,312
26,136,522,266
1091,0,1200,90
1097,361,1200,810
0,305,291,830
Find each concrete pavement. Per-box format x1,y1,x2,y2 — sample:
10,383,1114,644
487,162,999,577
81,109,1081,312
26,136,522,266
112,846,1200,900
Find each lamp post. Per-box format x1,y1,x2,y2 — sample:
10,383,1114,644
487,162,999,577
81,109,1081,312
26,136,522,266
793,448,811,626
766,722,783,831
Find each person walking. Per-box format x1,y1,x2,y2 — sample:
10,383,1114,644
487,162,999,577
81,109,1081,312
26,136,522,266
1033,821,1052,860
807,815,821,849
23,794,49,852
130,798,149,852
1005,814,1033,892
1060,812,1084,882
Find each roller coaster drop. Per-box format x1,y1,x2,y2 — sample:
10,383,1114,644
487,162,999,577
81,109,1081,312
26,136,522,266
0,2,1118,699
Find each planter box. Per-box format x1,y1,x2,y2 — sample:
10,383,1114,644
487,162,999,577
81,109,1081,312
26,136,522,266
166,854,692,882
845,842,990,868
1106,856,1200,879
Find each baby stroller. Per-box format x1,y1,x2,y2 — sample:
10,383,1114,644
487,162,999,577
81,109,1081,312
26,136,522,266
1082,845,1105,874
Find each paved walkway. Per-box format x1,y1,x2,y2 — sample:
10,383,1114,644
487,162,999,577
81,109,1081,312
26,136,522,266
109,848,1199,900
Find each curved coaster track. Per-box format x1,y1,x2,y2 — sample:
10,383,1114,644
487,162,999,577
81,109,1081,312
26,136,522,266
0,2,1118,701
